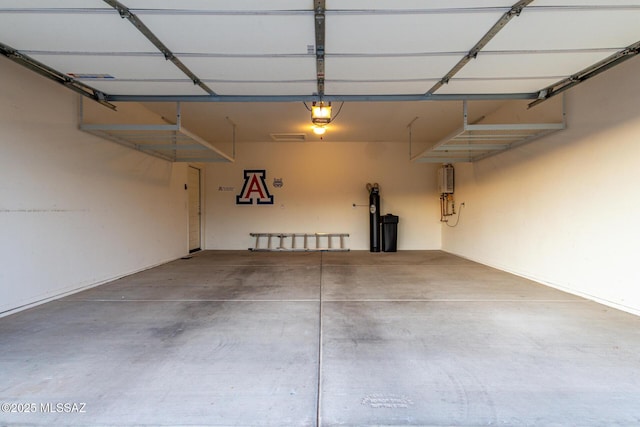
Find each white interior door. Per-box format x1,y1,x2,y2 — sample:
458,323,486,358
188,166,201,252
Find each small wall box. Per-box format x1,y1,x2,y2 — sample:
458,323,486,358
438,164,454,194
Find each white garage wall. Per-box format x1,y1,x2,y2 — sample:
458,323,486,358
442,57,640,315
205,140,441,250
0,57,189,316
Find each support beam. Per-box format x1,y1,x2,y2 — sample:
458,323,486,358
128,144,210,151
0,41,116,110
432,144,510,151
529,40,640,108
414,157,473,164
106,92,537,103
426,0,533,95
314,0,326,97
103,0,215,96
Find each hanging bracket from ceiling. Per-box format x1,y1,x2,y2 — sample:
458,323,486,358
407,116,419,159
426,0,533,95
412,99,566,163
102,0,215,96
79,100,234,163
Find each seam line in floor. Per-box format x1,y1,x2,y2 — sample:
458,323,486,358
316,251,324,427
61,298,588,303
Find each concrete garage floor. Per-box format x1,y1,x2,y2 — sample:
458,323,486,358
2,251,640,426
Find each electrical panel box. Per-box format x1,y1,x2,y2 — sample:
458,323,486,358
438,164,454,194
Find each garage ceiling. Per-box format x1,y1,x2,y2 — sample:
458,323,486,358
1,0,639,160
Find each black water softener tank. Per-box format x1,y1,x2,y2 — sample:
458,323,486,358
367,183,380,252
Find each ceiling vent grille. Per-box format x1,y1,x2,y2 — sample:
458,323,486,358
270,133,307,142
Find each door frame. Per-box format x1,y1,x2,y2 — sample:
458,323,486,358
188,165,202,253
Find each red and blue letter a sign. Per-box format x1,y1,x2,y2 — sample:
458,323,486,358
236,170,274,205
